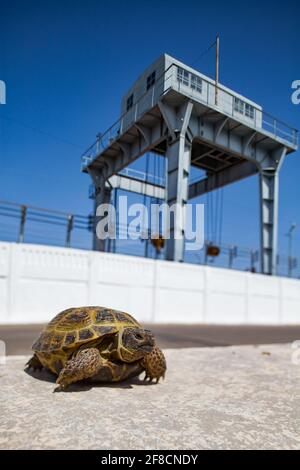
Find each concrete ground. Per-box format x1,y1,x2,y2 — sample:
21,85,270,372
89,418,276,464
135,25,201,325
1,344,300,450
2,323,300,354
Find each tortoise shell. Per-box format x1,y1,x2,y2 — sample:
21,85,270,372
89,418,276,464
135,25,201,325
32,306,140,353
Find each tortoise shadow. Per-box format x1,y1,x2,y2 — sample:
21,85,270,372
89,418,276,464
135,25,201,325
57,376,157,393
25,366,57,383
24,367,157,392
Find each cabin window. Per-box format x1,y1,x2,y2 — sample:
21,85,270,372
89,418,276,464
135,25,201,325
233,97,244,114
233,97,254,120
177,67,202,93
245,103,254,119
177,67,189,86
146,71,156,90
191,74,202,93
126,94,133,111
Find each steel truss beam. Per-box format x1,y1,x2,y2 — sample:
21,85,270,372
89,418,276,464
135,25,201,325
87,95,290,274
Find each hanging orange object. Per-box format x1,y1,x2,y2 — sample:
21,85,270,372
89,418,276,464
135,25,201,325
206,244,220,257
151,235,165,253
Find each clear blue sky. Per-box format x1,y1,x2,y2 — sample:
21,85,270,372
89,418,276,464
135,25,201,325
0,0,299,258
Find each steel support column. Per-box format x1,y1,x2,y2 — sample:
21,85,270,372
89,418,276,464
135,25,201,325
164,101,193,262
93,183,112,251
259,147,286,275
88,166,112,252
259,171,279,275
165,138,192,261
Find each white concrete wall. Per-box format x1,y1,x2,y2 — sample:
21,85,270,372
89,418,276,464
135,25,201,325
0,241,300,325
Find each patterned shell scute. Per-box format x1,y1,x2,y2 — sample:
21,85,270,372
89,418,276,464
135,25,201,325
92,325,116,335
32,306,140,353
95,309,115,323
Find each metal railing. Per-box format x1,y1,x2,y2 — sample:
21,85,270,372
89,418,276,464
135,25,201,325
1,199,299,279
88,166,204,199
81,63,298,169
118,167,200,187
0,201,92,249
119,167,165,186
170,66,298,147
80,63,173,169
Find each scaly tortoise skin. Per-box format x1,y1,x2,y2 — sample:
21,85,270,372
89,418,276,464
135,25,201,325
26,306,166,390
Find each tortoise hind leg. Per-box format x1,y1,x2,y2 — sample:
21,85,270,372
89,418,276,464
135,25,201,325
26,354,43,370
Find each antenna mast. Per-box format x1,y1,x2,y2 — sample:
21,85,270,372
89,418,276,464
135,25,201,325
215,35,220,106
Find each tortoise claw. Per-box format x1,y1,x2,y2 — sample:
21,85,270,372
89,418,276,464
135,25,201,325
143,372,162,384
56,376,69,390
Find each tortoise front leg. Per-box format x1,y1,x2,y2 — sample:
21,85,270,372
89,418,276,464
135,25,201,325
141,346,166,383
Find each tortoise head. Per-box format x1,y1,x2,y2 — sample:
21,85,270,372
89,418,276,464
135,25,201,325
117,327,155,363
